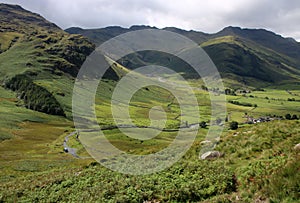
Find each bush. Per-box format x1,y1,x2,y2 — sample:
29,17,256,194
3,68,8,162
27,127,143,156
254,88,265,91
285,113,291,120
229,121,239,130
291,114,298,120
199,121,207,128
229,100,256,107
288,98,296,101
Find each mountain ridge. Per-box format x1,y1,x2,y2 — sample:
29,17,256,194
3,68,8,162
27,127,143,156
0,3,61,33
66,25,300,88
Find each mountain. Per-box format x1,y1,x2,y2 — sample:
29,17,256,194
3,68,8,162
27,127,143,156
0,3,95,118
66,25,300,88
216,26,300,60
0,3,173,140
0,4,61,34
1,2,300,122
1,4,300,203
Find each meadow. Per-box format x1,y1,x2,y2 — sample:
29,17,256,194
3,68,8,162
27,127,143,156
1,75,300,202
1,4,299,202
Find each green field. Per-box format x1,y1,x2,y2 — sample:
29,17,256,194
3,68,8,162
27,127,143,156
1,75,300,202
1,42,300,201
0,4,300,202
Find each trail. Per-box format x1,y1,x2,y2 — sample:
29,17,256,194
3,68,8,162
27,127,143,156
63,131,79,158
63,131,90,159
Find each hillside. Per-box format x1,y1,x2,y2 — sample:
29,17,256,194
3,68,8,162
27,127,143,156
0,3,96,145
0,3,95,118
0,4,300,203
66,25,300,88
216,26,300,61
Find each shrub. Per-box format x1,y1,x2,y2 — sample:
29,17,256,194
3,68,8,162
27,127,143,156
285,113,291,120
291,114,298,120
229,100,256,107
229,121,239,130
287,98,296,101
199,121,207,128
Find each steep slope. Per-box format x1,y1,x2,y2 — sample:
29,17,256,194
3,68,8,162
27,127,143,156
201,36,300,87
0,4,60,32
0,4,180,141
66,25,300,88
216,26,300,62
0,3,95,118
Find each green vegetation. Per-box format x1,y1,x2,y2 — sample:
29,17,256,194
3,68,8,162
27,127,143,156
0,120,299,202
1,3,300,203
199,121,207,128
217,120,300,202
68,24,300,89
4,74,65,116
229,121,239,130
229,100,257,107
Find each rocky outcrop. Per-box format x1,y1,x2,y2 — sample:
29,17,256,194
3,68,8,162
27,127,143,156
200,151,223,160
294,143,300,151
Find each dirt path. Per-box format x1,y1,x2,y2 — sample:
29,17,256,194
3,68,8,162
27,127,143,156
63,131,80,158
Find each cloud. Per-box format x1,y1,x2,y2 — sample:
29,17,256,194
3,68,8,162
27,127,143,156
1,0,299,40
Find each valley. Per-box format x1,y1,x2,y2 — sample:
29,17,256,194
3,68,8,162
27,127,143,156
0,3,299,202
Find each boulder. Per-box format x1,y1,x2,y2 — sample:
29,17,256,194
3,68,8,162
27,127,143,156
200,140,212,145
200,151,222,160
294,143,300,151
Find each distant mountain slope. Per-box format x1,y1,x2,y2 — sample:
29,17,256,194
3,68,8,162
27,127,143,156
216,26,300,61
202,36,300,86
66,25,300,88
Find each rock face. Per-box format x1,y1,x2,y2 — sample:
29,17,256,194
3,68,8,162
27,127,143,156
294,143,300,151
200,151,222,160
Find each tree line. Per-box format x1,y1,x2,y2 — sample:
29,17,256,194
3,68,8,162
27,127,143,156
4,74,65,116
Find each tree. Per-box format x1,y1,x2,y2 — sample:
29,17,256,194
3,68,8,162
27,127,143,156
201,85,208,91
229,121,239,130
292,114,298,120
285,113,292,120
199,121,207,128
225,88,232,95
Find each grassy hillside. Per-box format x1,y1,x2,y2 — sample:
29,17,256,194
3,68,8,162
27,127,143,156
216,26,300,61
202,36,300,88
67,25,300,89
0,4,95,119
0,3,300,203
1,120,299,202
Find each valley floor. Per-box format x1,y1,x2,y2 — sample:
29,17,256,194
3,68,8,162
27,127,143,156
0,84,300,202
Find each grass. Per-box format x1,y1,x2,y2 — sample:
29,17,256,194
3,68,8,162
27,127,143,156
225,89,300,122
0,32,22,52
200,35,238,47
2,70,300,202
1,63,300,202
0,7,300,201
0,120,299,202
217,120,300,202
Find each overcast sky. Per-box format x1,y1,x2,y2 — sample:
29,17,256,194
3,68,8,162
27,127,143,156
1,0,300,41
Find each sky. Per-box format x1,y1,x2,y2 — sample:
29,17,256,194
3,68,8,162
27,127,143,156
1,0,300,41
